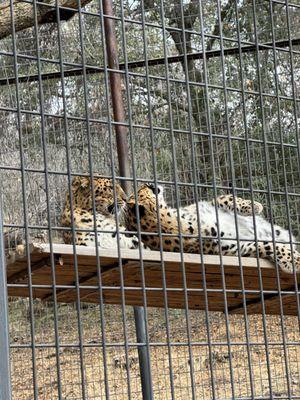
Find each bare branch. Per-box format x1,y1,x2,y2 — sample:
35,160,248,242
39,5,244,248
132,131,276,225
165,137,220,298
206,0,236,51
0,0,93,40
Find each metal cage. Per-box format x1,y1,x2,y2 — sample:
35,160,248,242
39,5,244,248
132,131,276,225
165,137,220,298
0,0,299,399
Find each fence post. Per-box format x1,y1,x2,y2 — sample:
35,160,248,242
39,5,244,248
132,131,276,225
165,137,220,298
102,0,152,398
0,203,12,400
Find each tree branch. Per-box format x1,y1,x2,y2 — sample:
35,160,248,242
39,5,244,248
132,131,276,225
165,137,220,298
0,0,93,40
206,0,236,51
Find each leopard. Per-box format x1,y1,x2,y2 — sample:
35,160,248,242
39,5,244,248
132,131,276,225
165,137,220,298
125,183,300,274
61,176,140,249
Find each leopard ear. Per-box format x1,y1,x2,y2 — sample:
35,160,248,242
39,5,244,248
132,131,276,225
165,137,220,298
156,185,164,196
146,183,163,196
72,176,90,190
80,177,90,189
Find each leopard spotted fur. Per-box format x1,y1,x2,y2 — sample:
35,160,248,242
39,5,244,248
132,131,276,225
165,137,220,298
125,184,300,274
61,176,139,249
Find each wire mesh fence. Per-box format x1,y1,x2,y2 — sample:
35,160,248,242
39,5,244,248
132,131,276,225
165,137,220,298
7,300,300,399
0,0,300,399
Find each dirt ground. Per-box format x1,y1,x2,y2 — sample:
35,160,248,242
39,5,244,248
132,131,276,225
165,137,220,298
9,299,300,399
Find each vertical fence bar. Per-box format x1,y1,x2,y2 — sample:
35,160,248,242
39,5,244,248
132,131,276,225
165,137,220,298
96,0,134,396
0,204,12,400
101,1,152,398
9,1,39,397
136,1,176,397
32,2,63,397
285,0,300,326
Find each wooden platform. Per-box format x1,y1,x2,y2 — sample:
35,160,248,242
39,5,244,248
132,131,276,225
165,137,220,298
6,244,300,315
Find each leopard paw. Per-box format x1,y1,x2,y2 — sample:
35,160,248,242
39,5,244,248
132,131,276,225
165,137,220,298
240,200,263,216
277,250,300,274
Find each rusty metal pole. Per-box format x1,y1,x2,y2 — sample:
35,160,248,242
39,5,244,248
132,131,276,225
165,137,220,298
102,1,152,398
102,0,131,193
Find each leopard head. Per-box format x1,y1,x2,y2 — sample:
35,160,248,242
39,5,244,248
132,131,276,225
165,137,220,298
125,183,166,233
70,176,127,216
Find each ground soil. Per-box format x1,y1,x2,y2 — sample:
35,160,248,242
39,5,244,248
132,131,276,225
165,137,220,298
9,299,300,399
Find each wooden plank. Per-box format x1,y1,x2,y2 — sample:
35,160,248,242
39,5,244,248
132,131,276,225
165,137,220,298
6,243,300,315
32,244,277,270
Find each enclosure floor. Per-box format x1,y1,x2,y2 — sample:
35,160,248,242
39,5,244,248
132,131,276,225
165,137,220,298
6,244,300,315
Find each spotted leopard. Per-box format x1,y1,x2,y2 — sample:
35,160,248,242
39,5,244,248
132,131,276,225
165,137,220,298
61,176,140,249
125,184,300,274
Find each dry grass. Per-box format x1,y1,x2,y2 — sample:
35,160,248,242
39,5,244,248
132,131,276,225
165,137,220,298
9,299,300,400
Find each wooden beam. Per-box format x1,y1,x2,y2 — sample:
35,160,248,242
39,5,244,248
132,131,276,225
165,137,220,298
228,283,300,315
7,257,49,284
6,243,300,315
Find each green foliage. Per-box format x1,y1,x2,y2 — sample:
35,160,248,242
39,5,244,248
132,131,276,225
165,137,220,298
0,0,299,237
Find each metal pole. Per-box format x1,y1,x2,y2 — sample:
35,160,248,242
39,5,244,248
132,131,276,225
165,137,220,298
0,201,12,400
133,307,152,398
102,0,130,192
102,1,152,398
